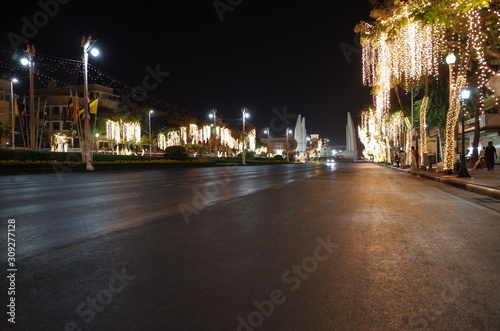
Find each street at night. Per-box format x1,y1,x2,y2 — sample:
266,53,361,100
2,163,499,330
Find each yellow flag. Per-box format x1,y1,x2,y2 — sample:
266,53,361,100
89,99,98,114
13,98,19,116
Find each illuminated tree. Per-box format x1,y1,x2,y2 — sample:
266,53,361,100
356,0,500,170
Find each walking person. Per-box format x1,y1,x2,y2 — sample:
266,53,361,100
411,146,418,169
484,141,497,170
399,149,406,168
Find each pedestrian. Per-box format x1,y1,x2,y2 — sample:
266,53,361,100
394,150,400,167
480,146,486,160
399,149,406,168
484,141,497,170
411,146,418,169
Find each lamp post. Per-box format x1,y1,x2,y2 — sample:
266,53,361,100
264,128,271,157
209,108,217,157
458,89,471,178
10,78,18,150
81,35,98,171
286,128,292,162
21,46,36,149
241,107,249,165
95,133,100,153
149,110,154,156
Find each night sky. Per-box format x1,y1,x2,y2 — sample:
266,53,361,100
1,1,374,146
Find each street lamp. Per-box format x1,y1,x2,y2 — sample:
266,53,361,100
95,133,100,153
241,107,249,165
10,78,18,150
286,128,292,162
149,110,154,156
264,128,271,157
209,108,217,157
21,45,36,150
81,35,99,171
458,89,471,178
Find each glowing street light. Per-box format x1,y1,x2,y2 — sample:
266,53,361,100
149,110,154,156
458,89,471,178
10,78,18,150
241,107,249,165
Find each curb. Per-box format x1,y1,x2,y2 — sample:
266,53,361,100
380,164,500,200
409,170,500,200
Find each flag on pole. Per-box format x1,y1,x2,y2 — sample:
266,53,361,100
66,90,74,121
74,91,79,115
89,99,98,114
13,98,19,116
42,103,48,130
20,96,27,130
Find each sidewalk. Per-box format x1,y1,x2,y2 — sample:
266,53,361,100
386,164,500,200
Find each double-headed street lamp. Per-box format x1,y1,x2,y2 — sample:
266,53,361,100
10,78,18,150
81,35,99,171
458,89,471,178
209,108,217,157
241,107,249,165
149,110,154,156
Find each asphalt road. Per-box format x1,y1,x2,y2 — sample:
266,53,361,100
1,163,499,330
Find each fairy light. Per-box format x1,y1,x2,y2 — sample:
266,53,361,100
419,95,429,161
361,16,443,119
444,74,467,169
154,124,256,156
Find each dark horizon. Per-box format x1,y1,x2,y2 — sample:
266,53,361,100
0,1,374,146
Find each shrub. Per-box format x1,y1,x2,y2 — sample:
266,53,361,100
164,146,189,160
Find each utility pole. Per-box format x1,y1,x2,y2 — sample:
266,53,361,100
25,45,36,150
10,78,18,150
82,36,96,171
241,107,248,165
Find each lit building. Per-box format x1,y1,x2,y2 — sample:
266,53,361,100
33,82,120,150
0,79,18,148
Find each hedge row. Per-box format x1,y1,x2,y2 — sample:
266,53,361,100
0,150,161,162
